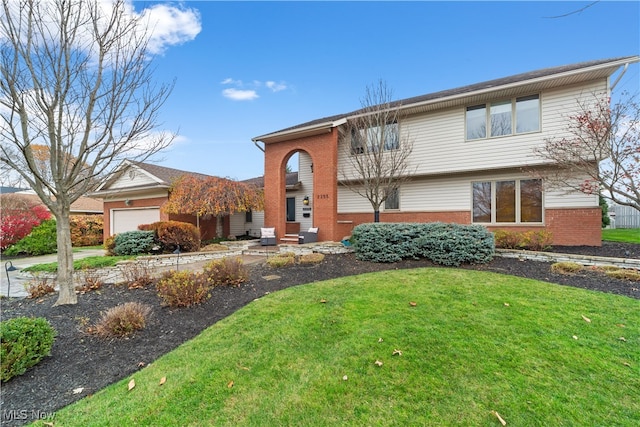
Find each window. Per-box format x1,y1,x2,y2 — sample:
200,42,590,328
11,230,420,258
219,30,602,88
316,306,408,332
472,179,543,223
245,210,253,223
286,197,295,222
466,95,539,140
384,187,399,210
351,123,399,154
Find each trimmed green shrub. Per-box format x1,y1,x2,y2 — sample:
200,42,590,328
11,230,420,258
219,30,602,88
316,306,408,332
113,230,154,256
1,317,56,382
352,222,494,266
3,219,57,256
139,220,200,253
156,270,210,307
203,257,249,287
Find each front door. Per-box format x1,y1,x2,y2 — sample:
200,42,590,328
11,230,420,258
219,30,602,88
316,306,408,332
286,197,295,222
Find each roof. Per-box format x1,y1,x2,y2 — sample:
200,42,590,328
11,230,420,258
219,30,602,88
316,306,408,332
0,192,103,214
242,172,299,188
131,161,213,185
253,56,639,143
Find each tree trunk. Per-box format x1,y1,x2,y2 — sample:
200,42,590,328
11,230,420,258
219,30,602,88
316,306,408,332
54,213,77,305
374,210,380,223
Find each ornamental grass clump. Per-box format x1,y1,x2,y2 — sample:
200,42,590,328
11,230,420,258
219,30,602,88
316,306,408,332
299,253,325,264
266,253,296,268
551,262,584,274
605,268,640,282
92,302,152,338
1,317,56,382
25,276,56,298
156,270,210,307
203,257,249,287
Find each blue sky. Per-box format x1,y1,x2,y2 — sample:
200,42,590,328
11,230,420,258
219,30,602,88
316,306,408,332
141,1,640,180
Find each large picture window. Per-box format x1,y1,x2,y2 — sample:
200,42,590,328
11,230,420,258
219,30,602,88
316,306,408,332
472,179,543,223
466,95,540,140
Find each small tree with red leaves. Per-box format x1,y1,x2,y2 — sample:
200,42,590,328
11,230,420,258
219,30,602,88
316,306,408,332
535,91,640,212
0,195,51,250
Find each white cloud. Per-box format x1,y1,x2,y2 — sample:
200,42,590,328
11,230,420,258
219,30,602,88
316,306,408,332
266,81,287,92
221,78,243,86
138,3,202,55
222,88,259,101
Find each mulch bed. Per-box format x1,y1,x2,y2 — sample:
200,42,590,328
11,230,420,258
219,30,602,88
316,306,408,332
1,242,639,426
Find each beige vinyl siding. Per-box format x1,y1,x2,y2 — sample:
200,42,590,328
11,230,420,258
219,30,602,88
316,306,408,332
229,210,264,237
337,79,609,178
337,169,598,214
109,167,159,189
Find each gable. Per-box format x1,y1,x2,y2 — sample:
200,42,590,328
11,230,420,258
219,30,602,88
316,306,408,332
106,165,162,190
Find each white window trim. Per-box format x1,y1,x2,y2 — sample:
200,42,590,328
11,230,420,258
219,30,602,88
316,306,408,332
465,94,541,141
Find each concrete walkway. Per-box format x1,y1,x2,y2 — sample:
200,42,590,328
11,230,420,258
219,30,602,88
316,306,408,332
1,249,105,298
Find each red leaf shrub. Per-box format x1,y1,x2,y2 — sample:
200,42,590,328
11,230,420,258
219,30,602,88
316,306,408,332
0,197,51,251
139,220,200,253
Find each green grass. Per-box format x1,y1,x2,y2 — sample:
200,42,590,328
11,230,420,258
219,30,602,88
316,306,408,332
39,269,639,426
602,228,640,243
23,255,135,273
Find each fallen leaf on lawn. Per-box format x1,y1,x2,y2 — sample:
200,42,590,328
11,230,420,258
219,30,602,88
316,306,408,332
572,335,578,340
320,299,327,303
619,337,627,342
342,375,348,381
581,315,591,323
72,387,84,394
43,423,54,427
504,303,510,307
137,361,146,368
623,362,631,367
128,379,135,391
491,410,507,426
378,337,384,343
159,377,166,386
617,324,626,328
227,380,234,388
237,364,250,371
409,301,417,307
392,349,402,356
375,360,383,367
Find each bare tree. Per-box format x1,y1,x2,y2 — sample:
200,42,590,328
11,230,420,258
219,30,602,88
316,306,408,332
534,91,640,212
0,0,176,305
339,81,414,222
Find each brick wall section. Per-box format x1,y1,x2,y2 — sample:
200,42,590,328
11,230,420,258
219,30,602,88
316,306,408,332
545,207,602,246
264,129,339,243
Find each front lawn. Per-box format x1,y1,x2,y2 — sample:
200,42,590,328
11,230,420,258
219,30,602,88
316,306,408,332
602,228,640,243
23,255,135,273
40,268,639,426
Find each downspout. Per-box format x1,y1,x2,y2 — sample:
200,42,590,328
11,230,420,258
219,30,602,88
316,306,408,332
610,62,629,91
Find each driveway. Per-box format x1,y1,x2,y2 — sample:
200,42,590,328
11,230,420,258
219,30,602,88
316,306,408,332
1,248,105,298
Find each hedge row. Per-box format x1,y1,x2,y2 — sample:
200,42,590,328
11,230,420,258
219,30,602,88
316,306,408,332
351,222,494,266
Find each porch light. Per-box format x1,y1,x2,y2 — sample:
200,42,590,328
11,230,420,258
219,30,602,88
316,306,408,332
303,196,310,205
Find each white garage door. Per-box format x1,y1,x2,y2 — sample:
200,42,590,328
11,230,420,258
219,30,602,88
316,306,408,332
112,208,160,235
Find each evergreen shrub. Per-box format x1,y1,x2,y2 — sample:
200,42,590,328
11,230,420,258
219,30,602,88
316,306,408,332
352,222,494,266
1,317,56,382
113,230,154,256
3,219,57,256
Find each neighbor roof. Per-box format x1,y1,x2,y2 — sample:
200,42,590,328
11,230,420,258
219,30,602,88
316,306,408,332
253,56,639,144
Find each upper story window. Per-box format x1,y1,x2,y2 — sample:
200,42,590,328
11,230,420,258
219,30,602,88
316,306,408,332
466,95,540,140
351,123,399,154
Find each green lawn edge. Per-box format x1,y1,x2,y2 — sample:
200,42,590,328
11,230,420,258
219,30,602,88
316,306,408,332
39,268,640,426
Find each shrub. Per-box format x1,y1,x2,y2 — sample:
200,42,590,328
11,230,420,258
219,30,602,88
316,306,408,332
203,257,248,287
25,276,56,298
494,230,553,251
266,253,296,268
1,317,56,382
551,262,584,274
605,269,640,282
299,253,325,264
75,269,104,294
113,230,154,256
0,196,51,250
156,270,210,307
104,235,117,256
352,222,494,266
3,219,57,256
139,221,200,253
70,215,104,246
92,302,152,338
119,260,154,289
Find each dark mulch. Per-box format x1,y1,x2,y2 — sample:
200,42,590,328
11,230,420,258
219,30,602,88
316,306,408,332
1,242,639,426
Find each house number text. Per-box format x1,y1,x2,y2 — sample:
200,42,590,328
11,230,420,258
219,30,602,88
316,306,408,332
316,194,329,200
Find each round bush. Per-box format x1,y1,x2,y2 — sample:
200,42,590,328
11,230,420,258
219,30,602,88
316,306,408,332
113,230,154,256
1,317,56,382
3,219,57,256
139,221,200,253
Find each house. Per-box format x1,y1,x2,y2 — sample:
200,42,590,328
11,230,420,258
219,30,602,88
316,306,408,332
0,190,103,216
252,56,639,246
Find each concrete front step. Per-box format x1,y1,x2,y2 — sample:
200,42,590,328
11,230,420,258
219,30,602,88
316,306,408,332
280,233,300,244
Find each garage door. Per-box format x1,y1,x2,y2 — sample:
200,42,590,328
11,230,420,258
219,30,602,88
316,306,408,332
112,208,160,235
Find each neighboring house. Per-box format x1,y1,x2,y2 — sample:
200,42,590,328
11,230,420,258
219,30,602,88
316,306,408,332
0,190,103,215
252,56,639,246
